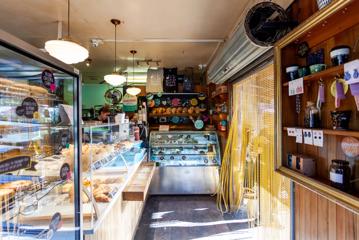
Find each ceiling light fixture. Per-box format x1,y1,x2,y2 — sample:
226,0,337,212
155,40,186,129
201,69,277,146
126,50,141,96
85,58,92,67
44,0,88,64
104,19,126,86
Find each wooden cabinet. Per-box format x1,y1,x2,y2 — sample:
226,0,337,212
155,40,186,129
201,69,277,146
275,0,359,213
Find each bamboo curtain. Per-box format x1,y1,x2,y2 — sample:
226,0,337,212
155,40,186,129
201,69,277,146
217,64,290,239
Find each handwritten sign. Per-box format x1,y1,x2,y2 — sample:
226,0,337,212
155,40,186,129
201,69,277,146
0,155,31,174
289,78,304,96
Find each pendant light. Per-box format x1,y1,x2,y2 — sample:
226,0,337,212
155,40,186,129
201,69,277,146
104,19,126,86
44,0,88,64
126,50,141,96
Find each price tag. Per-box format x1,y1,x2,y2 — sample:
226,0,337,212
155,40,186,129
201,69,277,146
159,125,169,131
313,130,324,147
41,69,55,92
49,212,62,231
303,129,313,145
289,78,304,96
0,155,31,174
60,163,71,180
287,128,296,137
16,97,38,119
295,128,303,143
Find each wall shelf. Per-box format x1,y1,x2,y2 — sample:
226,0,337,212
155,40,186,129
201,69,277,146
275,0,359,214
282,65,343,86
283,127,359,138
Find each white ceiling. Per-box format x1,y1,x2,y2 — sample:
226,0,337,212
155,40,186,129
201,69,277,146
0,0,291,83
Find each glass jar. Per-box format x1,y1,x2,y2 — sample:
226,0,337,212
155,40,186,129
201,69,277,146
304,101,320,128
329,159,351,191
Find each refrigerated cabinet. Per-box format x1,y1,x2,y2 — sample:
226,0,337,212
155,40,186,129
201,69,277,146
149,131,221,194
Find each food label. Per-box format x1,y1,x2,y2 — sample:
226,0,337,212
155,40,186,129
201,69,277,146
330,172,343,184
0,156,31,174
287,128,296,137
313,130,324,147
289,78,304,96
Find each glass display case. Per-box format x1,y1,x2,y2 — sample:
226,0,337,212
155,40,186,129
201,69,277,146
0,30,81,239
149,131,220,166
80,123,146,234
149,131,220,194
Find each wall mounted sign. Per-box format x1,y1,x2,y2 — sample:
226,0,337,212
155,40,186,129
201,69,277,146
16,97,38,118
41,69,56,92
0,155,31,174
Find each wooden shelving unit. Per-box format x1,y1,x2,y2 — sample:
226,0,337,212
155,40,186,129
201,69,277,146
282,65,343,86
275,0,359,213
148,113,202,118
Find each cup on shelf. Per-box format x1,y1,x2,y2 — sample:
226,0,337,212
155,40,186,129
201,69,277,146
330,110,351,130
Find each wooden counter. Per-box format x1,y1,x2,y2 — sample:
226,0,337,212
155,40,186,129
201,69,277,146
85,162,155,240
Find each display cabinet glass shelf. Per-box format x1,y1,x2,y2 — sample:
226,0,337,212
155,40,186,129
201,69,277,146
275,0,359,213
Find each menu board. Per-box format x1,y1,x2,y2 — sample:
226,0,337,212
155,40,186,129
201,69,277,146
163,68,178,92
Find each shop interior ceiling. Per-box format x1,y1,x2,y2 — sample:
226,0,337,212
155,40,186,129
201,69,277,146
0,0,292,84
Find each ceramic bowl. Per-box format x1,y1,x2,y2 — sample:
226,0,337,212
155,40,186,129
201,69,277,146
309,64,326,74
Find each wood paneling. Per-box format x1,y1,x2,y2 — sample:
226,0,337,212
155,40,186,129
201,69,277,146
295,184,359,240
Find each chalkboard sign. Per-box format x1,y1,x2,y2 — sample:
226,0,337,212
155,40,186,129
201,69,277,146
0,155,31,174
163,68,177,92
15,97,38,119
183,76,193,93
41,69,55,92
60,163,71,180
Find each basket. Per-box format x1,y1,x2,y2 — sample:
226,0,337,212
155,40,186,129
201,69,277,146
316,0,332,10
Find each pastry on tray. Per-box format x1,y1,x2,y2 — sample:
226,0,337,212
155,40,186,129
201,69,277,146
0,180,33,192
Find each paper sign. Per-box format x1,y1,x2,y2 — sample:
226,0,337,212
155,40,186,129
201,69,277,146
303,129,313,145
159,125,170,131
313,130,324,147
295,128,303,143
344,60,359,84
289,78,304,96
287,128,296,137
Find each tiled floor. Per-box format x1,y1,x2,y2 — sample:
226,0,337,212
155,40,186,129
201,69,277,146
134,195,254,240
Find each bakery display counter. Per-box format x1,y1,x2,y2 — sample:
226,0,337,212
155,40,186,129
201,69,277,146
149,131,221,194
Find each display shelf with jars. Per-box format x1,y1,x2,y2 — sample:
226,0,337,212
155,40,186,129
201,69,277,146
275,0,359,213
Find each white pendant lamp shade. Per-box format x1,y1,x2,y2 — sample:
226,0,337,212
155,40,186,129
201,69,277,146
104,73,126,86
45,39,89,64
126,87,141,96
